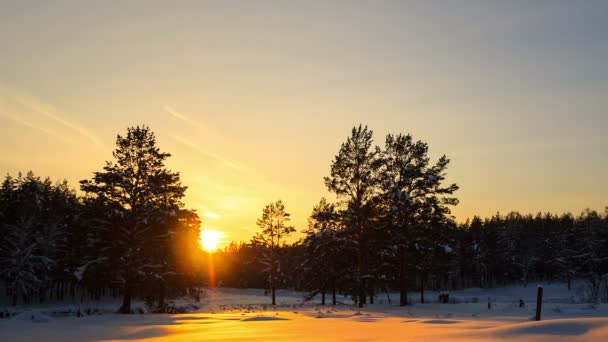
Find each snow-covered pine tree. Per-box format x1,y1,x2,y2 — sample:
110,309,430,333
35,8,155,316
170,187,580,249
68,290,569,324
0,217,54,305
553,213,577,290
301,198,354,305
80,126,188,313
325,125,380,308
410,196,458,302
509,212,539,287
570,209,608,302
0,172,79,304
377,133,458,305
252,200,295,305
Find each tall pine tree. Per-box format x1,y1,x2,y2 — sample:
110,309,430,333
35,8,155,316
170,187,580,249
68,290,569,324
325,125,380,307
252,200,295,305
80,126,187,313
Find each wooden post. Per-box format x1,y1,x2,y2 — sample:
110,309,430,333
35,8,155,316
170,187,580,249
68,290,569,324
535,286,543,321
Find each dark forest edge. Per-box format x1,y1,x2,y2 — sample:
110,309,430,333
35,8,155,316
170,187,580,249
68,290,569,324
1,125,607,313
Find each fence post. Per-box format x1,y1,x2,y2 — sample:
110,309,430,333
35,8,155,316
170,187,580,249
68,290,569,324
535,286,543,321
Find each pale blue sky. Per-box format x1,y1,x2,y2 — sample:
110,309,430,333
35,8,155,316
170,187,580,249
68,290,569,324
1,1,607,244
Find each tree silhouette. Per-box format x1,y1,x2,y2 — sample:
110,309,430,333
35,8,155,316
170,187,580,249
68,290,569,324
325,125,380,307
80,126,187,313
301,198,353,305
252,200,295,305
377,133,458,305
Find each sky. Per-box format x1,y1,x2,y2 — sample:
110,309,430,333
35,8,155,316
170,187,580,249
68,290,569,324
1,1,607,247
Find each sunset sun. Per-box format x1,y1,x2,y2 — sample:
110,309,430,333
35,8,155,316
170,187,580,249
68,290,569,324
200,230,223,252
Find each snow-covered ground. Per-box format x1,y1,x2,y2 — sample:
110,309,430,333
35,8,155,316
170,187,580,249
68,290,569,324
1,282,607,341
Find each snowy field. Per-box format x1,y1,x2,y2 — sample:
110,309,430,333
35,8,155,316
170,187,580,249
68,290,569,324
1,283,608,341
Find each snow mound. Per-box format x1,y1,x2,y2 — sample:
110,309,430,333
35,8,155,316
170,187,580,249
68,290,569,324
494,318,605,337
504,321,589,336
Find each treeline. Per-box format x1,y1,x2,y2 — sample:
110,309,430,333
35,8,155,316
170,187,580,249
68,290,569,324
454,210,608,297
208,209,608,304
0,127,204,312
2,124,607,311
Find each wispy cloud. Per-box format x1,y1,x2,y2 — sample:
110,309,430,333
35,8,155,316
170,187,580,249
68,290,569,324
203,209,222,220
164,105,191,123
164,105,243,170
164,105,235,144
171,134,242,170
164,105,213,133
0,109,73,143
0,84,106,149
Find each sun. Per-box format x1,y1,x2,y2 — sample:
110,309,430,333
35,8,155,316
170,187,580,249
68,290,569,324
200,229,223,252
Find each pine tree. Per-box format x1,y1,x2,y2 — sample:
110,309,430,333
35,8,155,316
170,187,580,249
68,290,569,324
571,209,608,302
0,172,79,304
301,198,353,305
80,126,187,313
554,213,577,289
377,133,458,305
0,216,58,306
252,200,295,305
325,125,380,307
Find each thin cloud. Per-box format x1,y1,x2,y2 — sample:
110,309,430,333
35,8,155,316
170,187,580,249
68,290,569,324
1,84,106,149
163,105,230,144
171,135,242,170
0,110,73,143
164,105,191,123
203,209,222,220
165,105,243,170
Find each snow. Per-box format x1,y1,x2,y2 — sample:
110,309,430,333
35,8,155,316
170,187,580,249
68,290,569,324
439,244,454,253
73,265,87,281
12,310,52,323
1,283,608,341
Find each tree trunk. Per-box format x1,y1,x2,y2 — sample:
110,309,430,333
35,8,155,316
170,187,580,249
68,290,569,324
158,282,166,313
359,240,368,308
399,248,408,306
332,284,337,305
358,279,365,308
118,283,132,314
384,286,392,305
420,278,425,304
400,286,408,306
